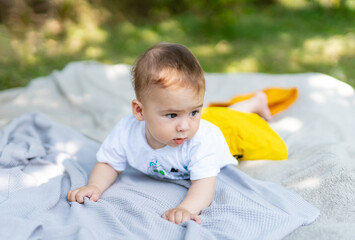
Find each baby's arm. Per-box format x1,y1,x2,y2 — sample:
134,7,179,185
67,162,121,203
162,176,216,224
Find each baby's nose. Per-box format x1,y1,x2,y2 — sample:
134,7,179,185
177,118,189,132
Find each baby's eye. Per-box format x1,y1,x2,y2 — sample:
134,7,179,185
167,113,177,119
189,111,199,117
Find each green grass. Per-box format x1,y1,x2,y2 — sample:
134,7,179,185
1,2,355,90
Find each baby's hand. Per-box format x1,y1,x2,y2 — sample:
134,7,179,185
67,185,101,203
162,207,201,224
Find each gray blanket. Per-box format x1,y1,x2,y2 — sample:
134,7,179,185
0,113,318,240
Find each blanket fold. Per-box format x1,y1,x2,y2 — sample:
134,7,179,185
0,215,43,240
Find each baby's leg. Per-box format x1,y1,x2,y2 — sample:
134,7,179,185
228,91,272,121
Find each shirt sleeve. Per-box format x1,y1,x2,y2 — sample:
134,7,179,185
96,121,127,172
188,121,238,180
188,125,222,180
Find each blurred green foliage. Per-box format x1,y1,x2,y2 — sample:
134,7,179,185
0,0,355,90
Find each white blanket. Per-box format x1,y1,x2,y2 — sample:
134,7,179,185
1,61,354,239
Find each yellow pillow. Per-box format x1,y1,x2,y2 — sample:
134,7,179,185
201,107,287,160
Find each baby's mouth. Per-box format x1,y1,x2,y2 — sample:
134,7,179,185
173,138,186,145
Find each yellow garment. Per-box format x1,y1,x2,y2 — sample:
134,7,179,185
201,107,288,160
208,87,298,115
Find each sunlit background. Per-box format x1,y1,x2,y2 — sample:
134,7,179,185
0,0,354,90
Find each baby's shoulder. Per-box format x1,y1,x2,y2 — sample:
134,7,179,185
197,119,222,136
189,119,222,146
111,114,143,137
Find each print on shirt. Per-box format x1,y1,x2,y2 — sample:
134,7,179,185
169,167,189,179
148,159,167,177
147,159,190,179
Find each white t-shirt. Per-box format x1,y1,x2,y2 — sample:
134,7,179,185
96,114,238,180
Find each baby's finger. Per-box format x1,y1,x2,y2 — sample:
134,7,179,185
67,189,78,202
182,212,191,223
175,211,183,224
67,190,72,201
90,191,100,202
167,210,176,223
190,214,201,224
75,191,87,203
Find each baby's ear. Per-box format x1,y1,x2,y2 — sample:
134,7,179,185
132,99,144,121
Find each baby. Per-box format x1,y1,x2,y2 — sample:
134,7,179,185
67,42,270,224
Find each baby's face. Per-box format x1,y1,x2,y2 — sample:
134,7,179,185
141,85,204,149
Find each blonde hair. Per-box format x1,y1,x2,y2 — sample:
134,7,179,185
132,42,205,100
